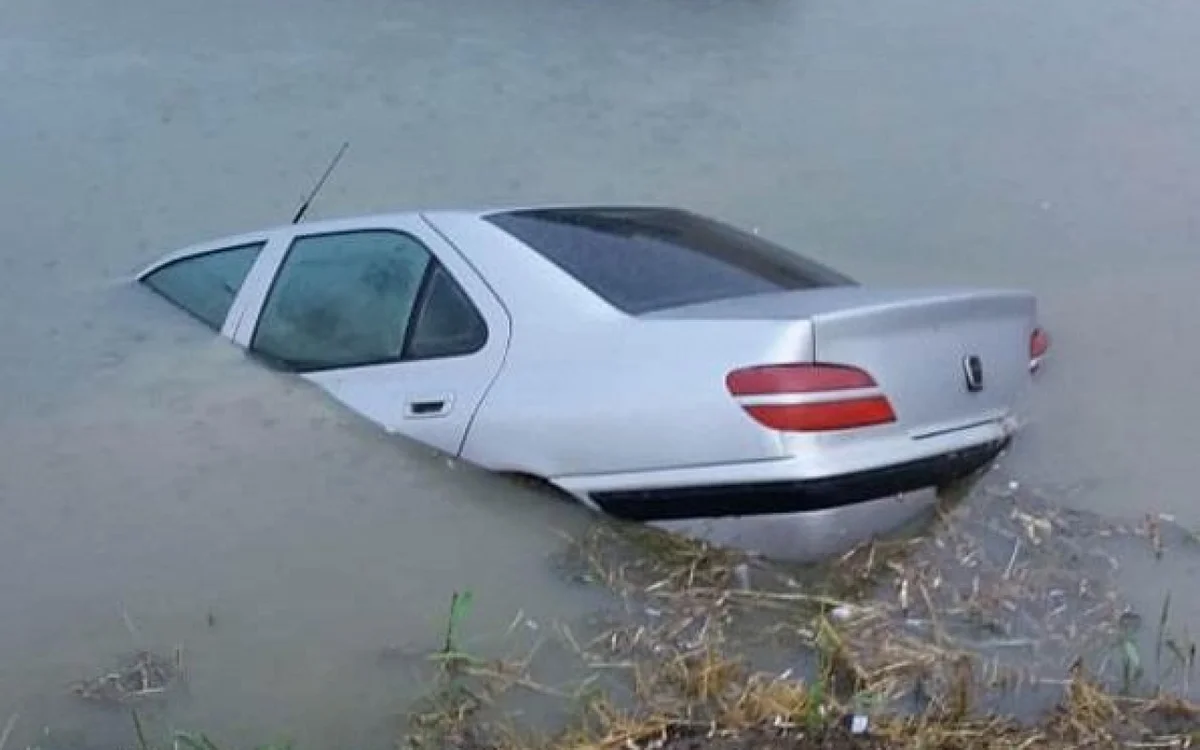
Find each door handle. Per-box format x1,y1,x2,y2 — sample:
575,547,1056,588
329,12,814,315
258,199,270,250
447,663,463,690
405,395,453,419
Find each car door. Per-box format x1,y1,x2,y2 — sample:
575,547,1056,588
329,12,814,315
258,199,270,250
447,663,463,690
229,216,511,458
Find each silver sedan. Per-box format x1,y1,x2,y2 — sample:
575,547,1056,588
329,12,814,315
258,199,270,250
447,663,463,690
137,205,1049,521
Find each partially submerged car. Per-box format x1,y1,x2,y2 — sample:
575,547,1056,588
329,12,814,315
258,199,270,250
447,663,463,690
137,205,1049,521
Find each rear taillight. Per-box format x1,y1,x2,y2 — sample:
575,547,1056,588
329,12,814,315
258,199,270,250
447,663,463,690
1029,327,1050,372
725,363,897,432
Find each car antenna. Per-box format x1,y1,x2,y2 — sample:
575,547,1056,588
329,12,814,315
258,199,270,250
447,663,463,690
291,140,350,225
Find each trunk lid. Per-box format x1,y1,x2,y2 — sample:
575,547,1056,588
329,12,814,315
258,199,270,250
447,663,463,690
647,285,1037,436
807,287,1035,436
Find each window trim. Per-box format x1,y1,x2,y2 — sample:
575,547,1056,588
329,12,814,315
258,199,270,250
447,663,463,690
248,227,489,374
140,240,268,332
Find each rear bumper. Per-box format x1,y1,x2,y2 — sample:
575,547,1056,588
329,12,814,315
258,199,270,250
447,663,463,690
581,437,1009,522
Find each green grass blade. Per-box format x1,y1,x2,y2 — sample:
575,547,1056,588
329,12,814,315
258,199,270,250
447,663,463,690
130,709,151,750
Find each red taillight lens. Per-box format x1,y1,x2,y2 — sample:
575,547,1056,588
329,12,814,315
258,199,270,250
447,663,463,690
742,398,897,432
726,363,897,432
726,363,877,395
1029,327,1050,372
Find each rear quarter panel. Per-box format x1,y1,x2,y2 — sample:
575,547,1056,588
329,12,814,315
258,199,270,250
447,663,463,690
460,318,815,477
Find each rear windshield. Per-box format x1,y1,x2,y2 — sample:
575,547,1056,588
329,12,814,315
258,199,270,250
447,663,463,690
484,207,853,314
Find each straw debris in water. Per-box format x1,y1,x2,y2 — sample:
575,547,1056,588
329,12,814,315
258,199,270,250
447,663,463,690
401,483,1200,749
69,649,183,705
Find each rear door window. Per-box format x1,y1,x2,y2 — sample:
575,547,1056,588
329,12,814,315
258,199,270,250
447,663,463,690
484,207,853,314
141,242,266,331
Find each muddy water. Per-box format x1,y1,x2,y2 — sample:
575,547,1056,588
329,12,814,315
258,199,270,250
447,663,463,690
0,286,607,749
4,0,1200,746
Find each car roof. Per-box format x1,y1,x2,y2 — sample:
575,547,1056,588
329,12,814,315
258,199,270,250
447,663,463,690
128,206,484,277
423,202,689,219
135,202,695,282
137,202,689,273
293,202,695,230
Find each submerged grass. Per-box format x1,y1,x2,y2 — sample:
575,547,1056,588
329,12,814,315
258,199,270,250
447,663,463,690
119,708,294,750
398,481,1200,750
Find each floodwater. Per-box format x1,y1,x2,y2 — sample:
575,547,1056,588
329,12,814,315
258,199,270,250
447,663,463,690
4,0,1200,746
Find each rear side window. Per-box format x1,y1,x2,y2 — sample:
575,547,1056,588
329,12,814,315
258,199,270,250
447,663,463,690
403,264,488,360
142,242,265,331
484,207,853,314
